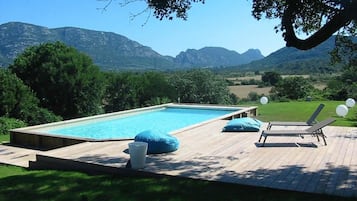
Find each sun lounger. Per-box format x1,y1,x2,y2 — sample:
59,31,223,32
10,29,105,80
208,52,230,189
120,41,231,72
267,103,325,130
258,118,335,146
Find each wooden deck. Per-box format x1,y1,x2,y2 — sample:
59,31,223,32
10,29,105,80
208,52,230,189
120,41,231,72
1,120,356,198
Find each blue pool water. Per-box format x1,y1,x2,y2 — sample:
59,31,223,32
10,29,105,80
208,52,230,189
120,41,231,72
48,107,237,140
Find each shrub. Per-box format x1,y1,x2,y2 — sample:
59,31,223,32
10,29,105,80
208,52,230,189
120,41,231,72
0,68,62,125
247,92,260,101
0,117,27,135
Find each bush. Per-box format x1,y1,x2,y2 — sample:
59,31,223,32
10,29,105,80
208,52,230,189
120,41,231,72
0,68,62,125
22,106,63,126
271,76,314,100
0,117,27,135
247,92,260,101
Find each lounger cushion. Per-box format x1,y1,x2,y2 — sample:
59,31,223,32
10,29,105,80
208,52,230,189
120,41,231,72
222,117,262,132
134,130,179,154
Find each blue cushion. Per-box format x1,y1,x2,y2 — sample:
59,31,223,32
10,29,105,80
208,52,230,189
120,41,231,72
134,130,180,154
222,117,262,132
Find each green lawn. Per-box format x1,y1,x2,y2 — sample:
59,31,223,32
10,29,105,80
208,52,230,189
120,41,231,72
0,165,354,201
251,100,357,127
0,134,9,143
0,101,356,201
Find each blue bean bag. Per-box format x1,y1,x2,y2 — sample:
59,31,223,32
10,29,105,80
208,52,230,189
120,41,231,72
222,117,262,132
134,130,180,154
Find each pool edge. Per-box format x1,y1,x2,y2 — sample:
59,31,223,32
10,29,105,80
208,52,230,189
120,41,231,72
10,103,257,150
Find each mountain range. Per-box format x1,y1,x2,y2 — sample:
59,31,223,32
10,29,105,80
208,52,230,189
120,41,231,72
0,22,344,73
233,36,339,73
0,22,264,71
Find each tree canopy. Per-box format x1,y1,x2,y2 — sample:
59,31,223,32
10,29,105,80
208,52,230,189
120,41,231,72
127,0,357,50
271,76,314,100
0,69,61,125
9,42,105,119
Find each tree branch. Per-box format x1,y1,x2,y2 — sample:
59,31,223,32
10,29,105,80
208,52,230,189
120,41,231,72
283,5,352,50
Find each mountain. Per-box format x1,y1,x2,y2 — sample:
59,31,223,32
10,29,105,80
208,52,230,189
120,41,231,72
0,22,175,70
174,47,264,68
0,22,264,71
2,22,343,73
232,36,340,73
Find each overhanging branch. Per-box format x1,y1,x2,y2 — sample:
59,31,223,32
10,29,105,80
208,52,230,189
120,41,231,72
283,9,351,50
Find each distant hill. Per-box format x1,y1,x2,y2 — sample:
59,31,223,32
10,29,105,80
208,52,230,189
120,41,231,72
230,36,342,74
1,22,346,73
0,22,175,70
0,22,263,70
174,47,264,68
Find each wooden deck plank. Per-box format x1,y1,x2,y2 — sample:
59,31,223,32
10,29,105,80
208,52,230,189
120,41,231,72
0,144,40,167
1,120,356,198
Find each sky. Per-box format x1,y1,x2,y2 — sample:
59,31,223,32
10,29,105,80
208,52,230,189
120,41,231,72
0,0,286,57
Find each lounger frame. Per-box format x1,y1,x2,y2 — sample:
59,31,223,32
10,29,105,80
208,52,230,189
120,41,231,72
267,104,325,130
258,118,335,146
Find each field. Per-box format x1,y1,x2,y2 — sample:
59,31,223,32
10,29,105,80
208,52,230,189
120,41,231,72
227,74,326,98
226,74,311,83
229,85,271,98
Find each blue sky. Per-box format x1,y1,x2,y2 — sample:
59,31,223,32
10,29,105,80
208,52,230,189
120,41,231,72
0,0,286,57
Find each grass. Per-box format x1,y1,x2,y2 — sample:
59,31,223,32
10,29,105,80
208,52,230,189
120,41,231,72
0,134,9,143
253,100,357,127
0,100,356,201
0,165,355,201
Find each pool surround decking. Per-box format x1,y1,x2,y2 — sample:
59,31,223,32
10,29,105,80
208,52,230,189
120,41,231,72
1,119,356,198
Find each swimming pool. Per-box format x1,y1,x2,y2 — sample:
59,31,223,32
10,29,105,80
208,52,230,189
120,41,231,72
10,103,257,150
47,107,236,140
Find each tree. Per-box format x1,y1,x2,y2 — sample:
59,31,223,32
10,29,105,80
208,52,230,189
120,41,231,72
271,76,314,100
168,69,234,104
261,71,282,86
325,35,357,100
136,72,176,106
118,0,356,50
0,69,61,125
103,71,175,112
9,42,105,119
253,0,356,50
103,72,140,112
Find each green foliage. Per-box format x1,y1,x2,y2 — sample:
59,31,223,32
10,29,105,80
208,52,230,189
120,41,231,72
247,92,260,101
103,72,140,112
148,0,205,20
326,36,357,100
136,72,176,106
0,69,61,125
324,78,348,100
103,71,175,112
9,42,105,119
0,69,38,118
271,76,314,100
240,79,261,85
168,69,234,104
25,106,63,125
261,71,282,86
225,79,235,86
0,117,26,135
